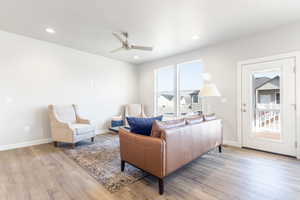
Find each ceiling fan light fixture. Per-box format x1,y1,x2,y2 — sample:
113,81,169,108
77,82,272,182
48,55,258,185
110,32,153,53
133,55,140,59
45,27,56,34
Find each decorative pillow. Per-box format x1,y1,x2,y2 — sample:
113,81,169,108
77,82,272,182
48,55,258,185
185,115,204,125
204,113,217,121
151,119,186,138
126,116,163,136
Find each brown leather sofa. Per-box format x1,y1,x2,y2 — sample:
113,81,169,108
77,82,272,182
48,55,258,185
119,117,223,195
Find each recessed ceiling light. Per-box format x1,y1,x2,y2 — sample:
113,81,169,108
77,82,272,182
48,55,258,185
45,28,56,34
192,35,200,40
133,55,140,59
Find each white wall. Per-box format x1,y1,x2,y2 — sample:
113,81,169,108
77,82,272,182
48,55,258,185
138,22,300,144
0,30,139,150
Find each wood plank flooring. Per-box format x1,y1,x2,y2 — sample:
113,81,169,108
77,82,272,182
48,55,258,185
0,143,299,200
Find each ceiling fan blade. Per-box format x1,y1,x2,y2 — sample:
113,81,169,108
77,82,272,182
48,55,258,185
131,45,153,51
112,32,125,43
110,47,124,53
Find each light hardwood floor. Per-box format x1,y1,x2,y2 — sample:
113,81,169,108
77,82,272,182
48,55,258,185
0,143,299,200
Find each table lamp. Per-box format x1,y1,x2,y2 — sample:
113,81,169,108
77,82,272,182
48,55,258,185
199,82,221,115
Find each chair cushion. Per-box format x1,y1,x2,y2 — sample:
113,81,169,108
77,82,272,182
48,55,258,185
126,116,163,136
70,123,95,135
151,119,186,138
54,105,76,123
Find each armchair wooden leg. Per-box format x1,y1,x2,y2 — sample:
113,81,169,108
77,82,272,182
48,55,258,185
158,178,164,195
121,160,125,172
53,141,58,147
91,137,95,142
218,145,222,153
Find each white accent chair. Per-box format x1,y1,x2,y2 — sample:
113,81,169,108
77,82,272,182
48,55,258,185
124,104,147,125
48,104,96,148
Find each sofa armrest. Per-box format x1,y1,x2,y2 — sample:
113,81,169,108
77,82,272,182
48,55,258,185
119,128,166,178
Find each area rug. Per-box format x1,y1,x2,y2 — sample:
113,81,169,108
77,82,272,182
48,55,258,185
63,133,147,193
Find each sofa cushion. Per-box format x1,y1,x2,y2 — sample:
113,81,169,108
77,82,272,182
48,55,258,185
185,115,204,125
70,123,95,135
151,119,186,138
204,113,217,121
126,116,163,136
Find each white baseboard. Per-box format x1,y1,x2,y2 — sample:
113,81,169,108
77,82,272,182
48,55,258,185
223,140,242,147
0,138,53,151
0,132,240,152
0,129,109,151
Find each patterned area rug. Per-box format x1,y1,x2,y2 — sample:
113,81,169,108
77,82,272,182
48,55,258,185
63,133,146,193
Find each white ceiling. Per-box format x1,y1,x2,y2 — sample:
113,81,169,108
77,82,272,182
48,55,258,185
1,0,300,64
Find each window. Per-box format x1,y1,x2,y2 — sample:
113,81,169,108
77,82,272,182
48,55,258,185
276,92,280,104
155,60,203,119
259,94,271,104
155,66,176,119
178,61,203,116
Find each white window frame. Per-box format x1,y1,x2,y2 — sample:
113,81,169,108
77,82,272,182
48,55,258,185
154,59,203,118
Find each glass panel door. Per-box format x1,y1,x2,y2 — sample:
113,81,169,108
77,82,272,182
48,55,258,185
252,70,281,141
241,58,296,156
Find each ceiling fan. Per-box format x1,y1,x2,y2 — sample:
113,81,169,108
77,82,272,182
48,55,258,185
110,32,153,53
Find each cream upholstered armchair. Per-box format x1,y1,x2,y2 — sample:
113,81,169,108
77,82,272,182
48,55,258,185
48,104,96,148
124,104,147,125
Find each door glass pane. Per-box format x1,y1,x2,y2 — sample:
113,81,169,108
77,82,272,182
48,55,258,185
252,70,281,140
178,61,203,116
156,66,175,120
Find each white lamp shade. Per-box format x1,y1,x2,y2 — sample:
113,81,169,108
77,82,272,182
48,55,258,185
199,83,221,97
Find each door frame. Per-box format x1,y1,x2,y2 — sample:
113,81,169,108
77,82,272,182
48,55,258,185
237,52,300,159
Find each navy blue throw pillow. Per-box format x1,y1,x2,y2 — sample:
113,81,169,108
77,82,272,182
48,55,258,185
126,116,163,136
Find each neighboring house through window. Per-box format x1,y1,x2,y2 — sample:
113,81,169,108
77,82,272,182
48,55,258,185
155,60,203,119
255,74,280,105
